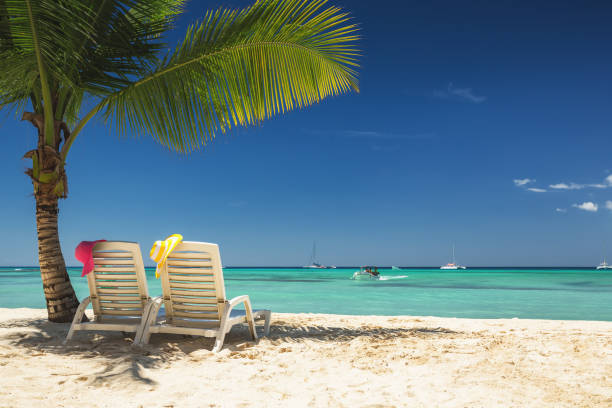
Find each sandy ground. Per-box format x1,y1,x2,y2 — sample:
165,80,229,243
0,308,610,407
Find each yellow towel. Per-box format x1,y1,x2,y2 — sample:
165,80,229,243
150,234,183,278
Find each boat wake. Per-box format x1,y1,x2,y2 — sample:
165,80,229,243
378,275,409,281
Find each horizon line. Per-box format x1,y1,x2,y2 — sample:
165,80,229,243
0,265,606,270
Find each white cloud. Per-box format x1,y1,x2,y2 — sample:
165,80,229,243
572,202,598,212
517,173,612,206
555,208,567,213
449,85,487,103
549,182,585,190
433,83,486,104
549,175,612,191
514,178,534,186
549,183,569,189
513,178,546,192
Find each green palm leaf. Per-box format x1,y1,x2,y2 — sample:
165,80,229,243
0,0,184,124
101,0,360,153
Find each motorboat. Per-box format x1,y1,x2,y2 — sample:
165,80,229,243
351,266,380,280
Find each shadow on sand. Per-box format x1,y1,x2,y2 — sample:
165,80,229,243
2,315,462,385
269,322,459,343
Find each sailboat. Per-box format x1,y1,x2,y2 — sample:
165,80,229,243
596,243,612,269
304,242,326,269
440,244,467,270
596,256,612,270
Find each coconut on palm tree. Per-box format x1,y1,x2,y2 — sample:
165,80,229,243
0,0,359,322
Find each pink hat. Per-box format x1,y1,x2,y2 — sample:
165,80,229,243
75,240,106,276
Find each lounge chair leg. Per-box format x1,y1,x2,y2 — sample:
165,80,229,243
244,303,257,342
212,335,225,353
211,303,232,353
262,310,271,337
64,296,91,345
133,304,147,346
136,298,162,346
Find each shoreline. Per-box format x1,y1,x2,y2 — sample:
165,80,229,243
3,307,612,323
1,308,611,407
2,307,611,323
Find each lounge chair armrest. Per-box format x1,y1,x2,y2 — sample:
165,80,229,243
133,296,164,346
142,296,162,318
80,296,92,309
145,296,164,319
75,296,91,321
221,295,258,341
227,295,250,308
63,296,91,344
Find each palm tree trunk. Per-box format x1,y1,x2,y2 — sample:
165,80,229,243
35,191,80,322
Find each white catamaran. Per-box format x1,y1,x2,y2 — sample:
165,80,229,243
596,257,612,270
304,242,326,269
596,243,612,269
440,244,467,270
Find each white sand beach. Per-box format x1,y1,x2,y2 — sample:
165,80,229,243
0,308,610,407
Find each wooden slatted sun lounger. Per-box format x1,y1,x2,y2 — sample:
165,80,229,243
134,241,271,352
64,241,152,344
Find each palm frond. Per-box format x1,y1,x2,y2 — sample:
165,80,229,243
0,0,185,124
102,0,360,153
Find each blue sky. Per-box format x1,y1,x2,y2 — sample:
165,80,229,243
2,0,612,267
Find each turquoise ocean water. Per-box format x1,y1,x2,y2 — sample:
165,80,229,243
1,267,611,321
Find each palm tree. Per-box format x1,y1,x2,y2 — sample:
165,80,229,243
0,0,359,322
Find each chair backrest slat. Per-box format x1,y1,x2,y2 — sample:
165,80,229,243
161,241,226,327
87,241,148,321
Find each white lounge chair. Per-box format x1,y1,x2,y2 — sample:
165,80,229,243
64,241,152,344
134,241,271,352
